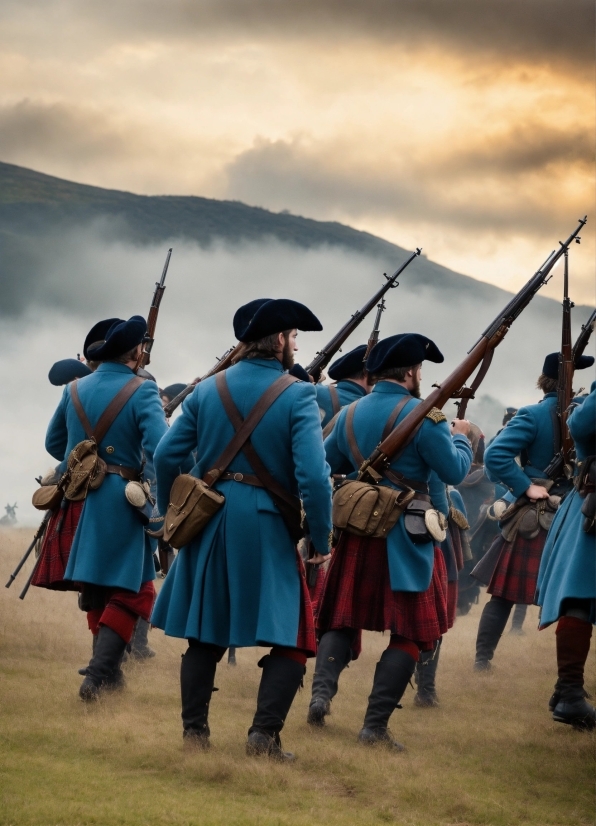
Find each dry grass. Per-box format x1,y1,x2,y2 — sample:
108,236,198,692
1,526,594,826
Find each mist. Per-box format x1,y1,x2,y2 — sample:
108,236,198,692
1,227,593,525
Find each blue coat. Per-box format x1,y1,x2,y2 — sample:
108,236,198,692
324,382,472,592
537,383,596,626
484,393,557,499
316,381,367,427
151,358,333,648
45,363,168,591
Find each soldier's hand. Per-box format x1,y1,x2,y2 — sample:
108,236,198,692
450,419,471,437
526,484,550,502
307,551,331,565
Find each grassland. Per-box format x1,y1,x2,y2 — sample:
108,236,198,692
0,526,594,826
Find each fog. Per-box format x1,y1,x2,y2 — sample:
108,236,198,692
1,229,593,525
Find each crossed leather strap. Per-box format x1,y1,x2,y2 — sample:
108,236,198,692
70,377,145,481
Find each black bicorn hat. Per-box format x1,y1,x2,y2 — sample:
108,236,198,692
83,318,122,360
85,316,147,362
161,383,187,400
48,358,92,386
542,352,595,381
233,298,322,343
365,333,444,374
328,345,368,381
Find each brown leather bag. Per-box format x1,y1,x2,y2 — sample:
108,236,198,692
159,373,299,549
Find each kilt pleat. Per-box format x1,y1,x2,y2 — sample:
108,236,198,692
487,527,547,604
31,500,84,591
316,532,448,647
295,549,317,656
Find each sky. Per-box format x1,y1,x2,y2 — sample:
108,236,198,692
0,0,594,303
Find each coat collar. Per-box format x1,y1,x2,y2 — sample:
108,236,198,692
371,381,412,396
96,362,136,375
239,357,284,373
337,380,367,397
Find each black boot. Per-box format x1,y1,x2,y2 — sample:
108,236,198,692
247,654,305,761
78,633,98,676
307,630,353,727
414,643,440,708
552,683,596,730
474,597,512,670
551,616,595,729
358,647,417,750
180,644,218,748
79,626,128,701
510,603,528,635
130,618,156,660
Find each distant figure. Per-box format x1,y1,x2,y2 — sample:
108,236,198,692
0,503,18,526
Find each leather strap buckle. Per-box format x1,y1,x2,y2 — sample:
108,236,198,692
233,472,244,482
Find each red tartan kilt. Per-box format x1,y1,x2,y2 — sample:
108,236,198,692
317,532,449,649
487,528,547,604
308,563,327,623
31,500,84,591
447,580,458,628
295,549,317,657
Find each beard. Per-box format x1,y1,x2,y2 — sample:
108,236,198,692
281,338,296,370
410,376,421,398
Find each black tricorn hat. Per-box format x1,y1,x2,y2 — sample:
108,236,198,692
86,316,147,362
83,318,122,360
328,345,368,381
366,333,444,374
542,352,595,381
161,383,187,400
48,358,92,386
233,298,322,343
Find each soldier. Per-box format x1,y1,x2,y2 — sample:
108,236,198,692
160,383,187,408
536,381,595,729
473,352,594,671
315,345,373,428
44,316,167,700
48,359,92,385
151,298,333,760
309,333,472,747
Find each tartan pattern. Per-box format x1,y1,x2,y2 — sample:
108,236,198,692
295,549,317,656
31,500,84,592
308,564,327,623
488,528,547,604
87,580,156,642
317,532,449,647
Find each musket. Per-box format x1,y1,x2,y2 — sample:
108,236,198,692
305,248,422,383
5,510,51,590
572,308,596,362
135,248,172,372
362,298,386,363
358,217,587,484
163,343,243,418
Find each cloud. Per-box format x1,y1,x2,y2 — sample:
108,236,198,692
224,125,593,237
2,1,593,73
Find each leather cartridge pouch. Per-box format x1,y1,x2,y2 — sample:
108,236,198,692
332,479,414,537
577,456,595,535
156,373,299,549
32,483,64,511
63,377,144,502
404,497,448,544
499,479,559,542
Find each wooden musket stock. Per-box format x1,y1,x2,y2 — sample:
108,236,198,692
163,342,243,418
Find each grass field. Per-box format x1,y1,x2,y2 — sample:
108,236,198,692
0,527,594,826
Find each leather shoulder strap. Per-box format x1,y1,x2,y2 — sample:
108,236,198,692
328,384,341,416
70,376,145,446
345,401,365,467
70,381,94,440
381,396,411,440
205,372,298,485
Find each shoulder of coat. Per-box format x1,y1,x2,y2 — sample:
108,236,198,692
425,407,447,424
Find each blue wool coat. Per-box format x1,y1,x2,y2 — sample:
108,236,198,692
537,383,596,626
45,363,168,591
324,382,472,592
151,358,333,648
484,393,557,499
316,381,367,427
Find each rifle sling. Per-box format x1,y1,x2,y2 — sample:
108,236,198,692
346,396,428,494
456,347,494,418
70,376,145,446
329,384,341,416
206,372,299,515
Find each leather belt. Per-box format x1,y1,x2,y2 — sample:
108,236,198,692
383,467,429,495
220,471,264,487
105,464,140,481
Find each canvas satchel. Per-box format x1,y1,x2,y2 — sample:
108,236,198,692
157,373,299,549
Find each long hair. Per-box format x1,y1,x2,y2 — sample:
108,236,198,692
231,330,291,363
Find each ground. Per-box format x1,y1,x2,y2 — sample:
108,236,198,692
0,527,594,826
